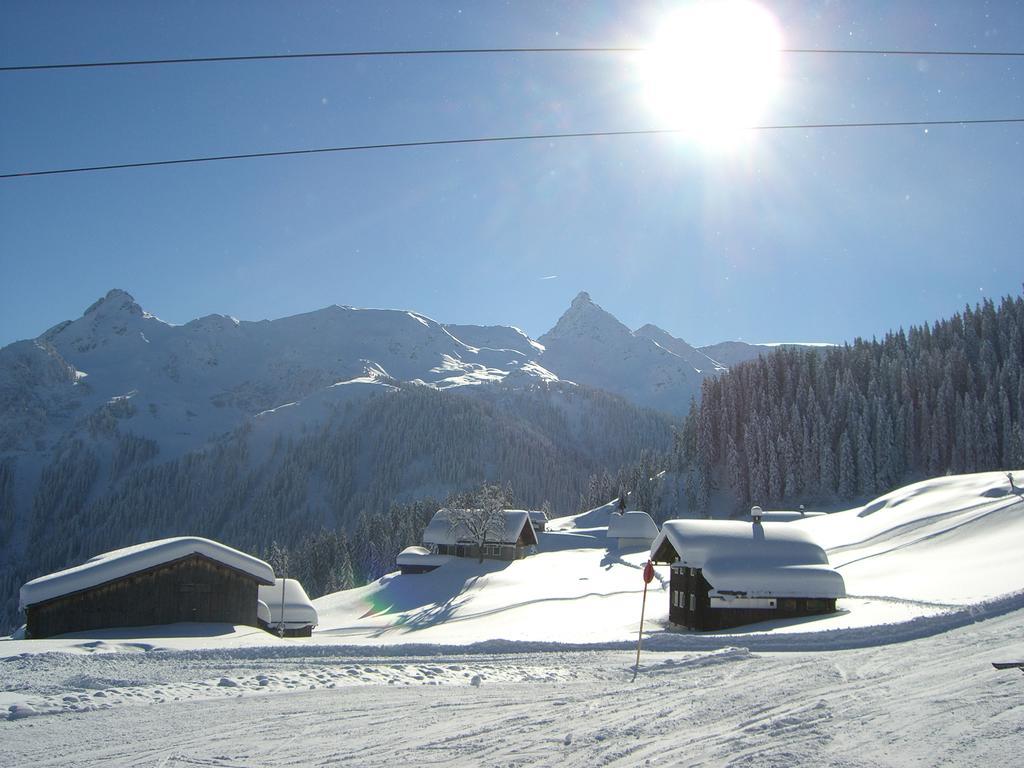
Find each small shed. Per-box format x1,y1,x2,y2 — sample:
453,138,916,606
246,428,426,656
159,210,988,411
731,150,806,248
257,578,318,637
19,537,275,639
528,510,549,533
396,545,451,575
606,511,659,549
423,508,539,561
650,520,845,631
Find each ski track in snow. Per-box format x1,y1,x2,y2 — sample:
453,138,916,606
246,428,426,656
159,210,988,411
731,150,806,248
2,611,1022,767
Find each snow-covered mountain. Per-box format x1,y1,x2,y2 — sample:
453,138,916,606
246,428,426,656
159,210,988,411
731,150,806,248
538,292,718,414
1,289,565,457
1,288,765,458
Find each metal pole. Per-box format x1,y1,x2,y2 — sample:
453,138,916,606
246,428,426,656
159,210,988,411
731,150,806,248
278,577,286,638
632,578,650,682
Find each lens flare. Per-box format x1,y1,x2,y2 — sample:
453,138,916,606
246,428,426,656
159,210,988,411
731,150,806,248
636,0,783,150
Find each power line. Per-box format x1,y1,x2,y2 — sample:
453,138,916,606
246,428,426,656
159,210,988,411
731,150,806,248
3,117,1022,180
2,46,1024,72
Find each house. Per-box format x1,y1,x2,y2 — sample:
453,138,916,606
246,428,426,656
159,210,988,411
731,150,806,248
422,508,539,561
650,520,845,631
19,537,275,639
256,578,318,637
528,510,549,533
606,510,659,549
396,545,450,575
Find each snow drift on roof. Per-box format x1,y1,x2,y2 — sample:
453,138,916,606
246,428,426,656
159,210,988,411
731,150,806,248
396,546,452,567
606,511,659,541
422,509,538,547
749,510,825,523
257,578,318,627
652,520,844,599
20,537,275,609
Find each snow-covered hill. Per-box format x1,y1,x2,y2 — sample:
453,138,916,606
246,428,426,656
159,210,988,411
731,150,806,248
2,470,1022,768
7,469,1021,655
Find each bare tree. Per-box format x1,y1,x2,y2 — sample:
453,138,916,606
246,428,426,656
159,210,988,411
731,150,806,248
447,483,508,563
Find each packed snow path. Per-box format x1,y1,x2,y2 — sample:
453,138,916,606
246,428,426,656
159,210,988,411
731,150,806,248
2,607,1021,766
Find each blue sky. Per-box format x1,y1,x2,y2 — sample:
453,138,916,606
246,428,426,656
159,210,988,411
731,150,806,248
1,1,1022,348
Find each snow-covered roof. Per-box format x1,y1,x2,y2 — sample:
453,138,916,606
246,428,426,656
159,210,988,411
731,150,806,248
748,511,826,523
422,509,538,547
606,511,659,541
20,537,276,609
396,546,452,567
257,578,318,627
651,520,845,599
528,510,549,523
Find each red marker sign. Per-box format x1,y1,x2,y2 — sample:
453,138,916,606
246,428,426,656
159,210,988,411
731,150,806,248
643,560,655,584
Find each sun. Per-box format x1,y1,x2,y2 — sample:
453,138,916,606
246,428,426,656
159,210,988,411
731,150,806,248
636,0,783,150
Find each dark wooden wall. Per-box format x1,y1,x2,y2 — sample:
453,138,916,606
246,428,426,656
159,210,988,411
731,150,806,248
435,543,526,561
27,554,262,639
669,565,837,631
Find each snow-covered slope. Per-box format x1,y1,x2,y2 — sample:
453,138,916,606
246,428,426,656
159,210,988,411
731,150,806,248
304,470,1024,646
4,469,1022,653
697,339,766,367
2,470,1022,768
634,323,728,374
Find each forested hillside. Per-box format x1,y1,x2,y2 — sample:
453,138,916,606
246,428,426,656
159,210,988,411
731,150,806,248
0,382,672,632
685,292,1024,513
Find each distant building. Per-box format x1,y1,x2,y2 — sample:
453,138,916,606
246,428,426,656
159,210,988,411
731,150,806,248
257,578,318,637
650,520,845,631
396,545,450,575
742,509,825,523
606,511,659,549
422,508,539,561
528,510,549,532
20,537,275,639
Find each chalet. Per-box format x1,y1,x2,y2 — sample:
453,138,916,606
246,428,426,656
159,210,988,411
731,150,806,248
256,578,318,637
606,510,659,549
396,545,450,574
19,537,275,639
650,520,845,631
422,508,539,561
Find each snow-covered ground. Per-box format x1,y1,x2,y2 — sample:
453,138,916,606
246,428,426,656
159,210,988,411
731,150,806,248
3,470,1023,765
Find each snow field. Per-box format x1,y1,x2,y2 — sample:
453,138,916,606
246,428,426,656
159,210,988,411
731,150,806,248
2,470,1024,765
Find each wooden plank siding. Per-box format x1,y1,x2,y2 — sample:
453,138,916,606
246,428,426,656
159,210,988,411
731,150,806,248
26,553,264,639
669,564,837,631
435,543,527,561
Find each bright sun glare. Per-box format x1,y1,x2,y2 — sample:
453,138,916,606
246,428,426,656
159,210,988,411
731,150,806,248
637,0,783,150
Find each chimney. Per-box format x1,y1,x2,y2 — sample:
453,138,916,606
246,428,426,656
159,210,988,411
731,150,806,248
750,505,763,524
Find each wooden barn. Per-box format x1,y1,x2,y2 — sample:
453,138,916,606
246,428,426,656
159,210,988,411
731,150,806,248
606,510,659,549
19,537,275,639
396,545,451,574
422,508,538,561
257,578,318,637
650,520,845,631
